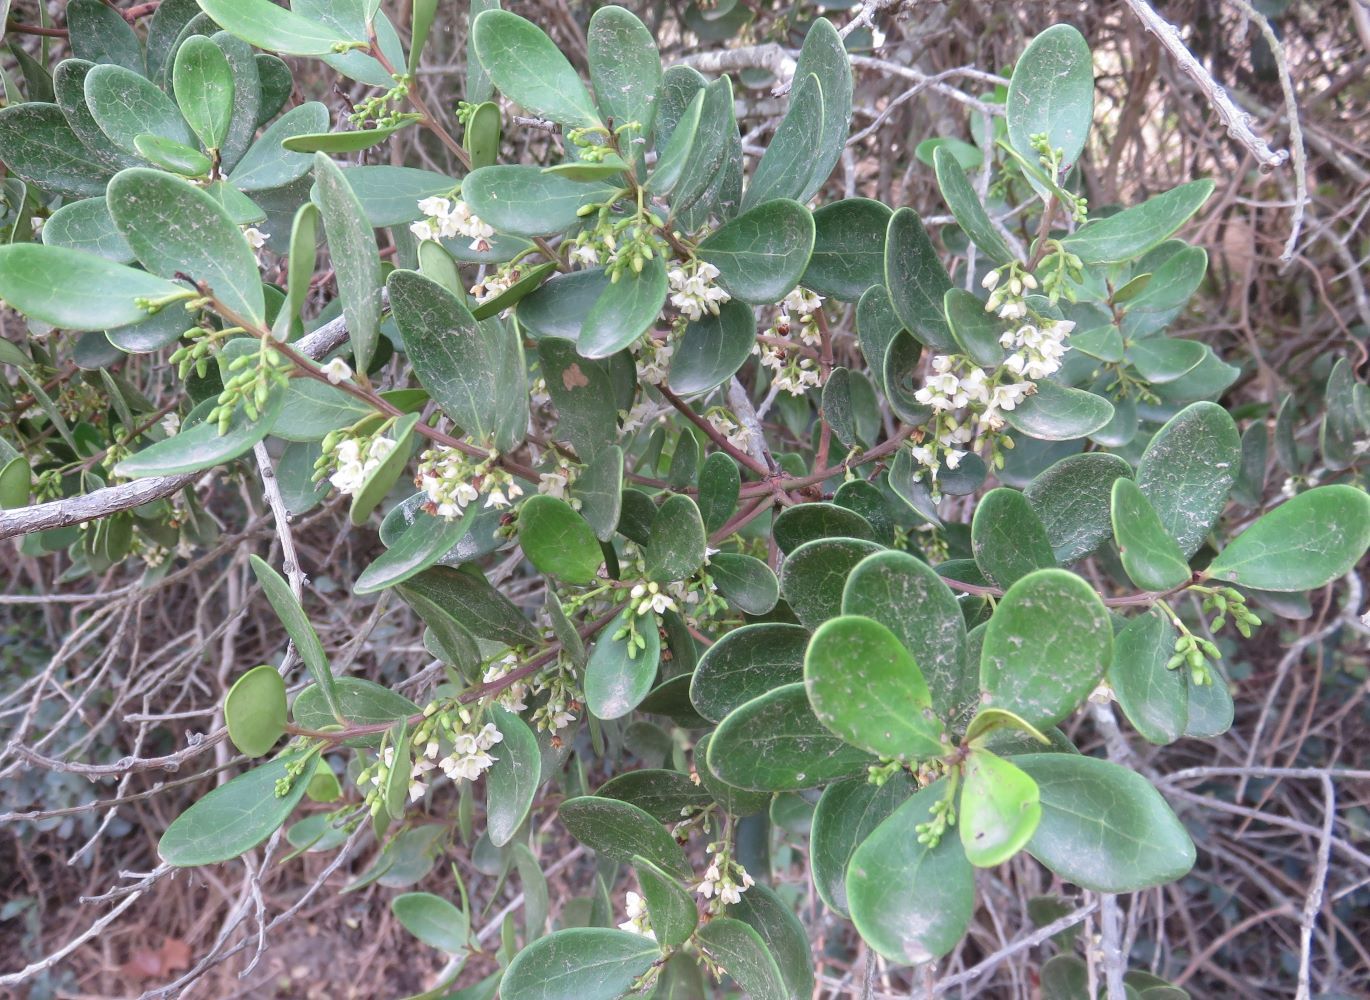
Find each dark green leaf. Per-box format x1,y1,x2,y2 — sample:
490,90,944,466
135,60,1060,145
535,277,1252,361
742,73,824,213
596,769,712,823
1062,180,1215,264
67,0,145,73
397,565,539,646
587,5,660,143
580,257,668,359
0,244,184,331
1207,485,1370,591
291,677,419,745
501,928,659,1000
107,167,265,326
884,208,953,349
707,683,873,791
709,552,780,616
1006,25,1094,181
944,288,1004,367
159,750,314,865
0,99,115,198
645,494,707,582
1023,452,1132,563
1135,401,1239,558
461,164,614,237
585,607,661,720
980,568,1112,728
668,299,756,396
810,773,917,916
354,506,475,594
85,64,195,158
1109,611,1187,745
249,554,339,719
1112,478,1190,591
486,706,542,846
558,796,690,876
696,919,787,1000
933,146,1013,265
472,9,602,130
315,153,382,370
971,487,1056,588
392,892,469,954
173,35,234,151
697,199,815,304
846,780,974,963
780,536,883,629
632,856,697,948
773,503,877,554
574,445,625,542
791,17,852,201
691,622,808,723
228,102,330,191
1014,753,1195,891
518,495,603,584
1003,381,1114,441
805,615,944,760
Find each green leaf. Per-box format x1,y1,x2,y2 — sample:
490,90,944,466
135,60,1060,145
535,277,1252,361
773,502,877,554
647,89,702,195
85,64,195,158
971,487,1056,588
694,732,770,817
292,677,418,746
1135,401,1240,558
1062,180,1215,264
943,288,1004,367
697,199,815,304
387,269,508,445
791,16,852,201
249,554,340,720
668,299,756,396
1006,25,1094,181
841,550,971,723
68,0,145,73
314,153,382,371
690,622,808,723
725,881,815,1000
645,494,707,583
1127,336,1206,384
397,565,539,646
228,101,330,191
327,164,454,227
159,750,314,866
632,856,696,948
534,339,617,461
597,769,712,822
1014,753,1195,891
133,133,212,176
1023,452,1133,563
518,494,603,584
1207,485,1370,591
580,257,668,359
811,773,918,916
41,197,134,264
1109,612,1187,745
1111,478,1190,591
471,9,601,129
669,74,732,217
558,796,690,877
709,552,780,616
272,377,371,443
780,536,883,629
846,780,974,964
196,0,351,55
284,123,408,153
115,391,283,478
471,260,556,320
1003,381,1114,441
516,268,609,341
805,615,944,760
461,164,613,237
980,568,1112,728
804,198,891,302
696,919,787,1000
0,457,30,510
958,749,1041,867
0,100,114,198
486,706,541,847
742,73,824,213
574,446,625,543
354,506,475,594
587,5,660,145
856,283,904,377
392,892,469,954
0,244,184,331
933,145,1013,265
224,665,288,757
501,928,659,1000
884,207,954,349
585,607,661,720
209,33,261,171
707,683,873,791
107,167,265,326
173,35,234,150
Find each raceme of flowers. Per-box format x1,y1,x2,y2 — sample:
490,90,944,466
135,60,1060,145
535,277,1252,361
415,445,524,518
667,258,731,321
617,891,654,939
326,433,398,496
694,843,755,911
755,286,825,396
363,709,504,806
410,196,495,252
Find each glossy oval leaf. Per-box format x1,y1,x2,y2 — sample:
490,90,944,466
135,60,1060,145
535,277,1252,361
1134,401,1239,558
971,487,1056,588
810,773,918,916
1023,452,1132,563
1006,25,1094,177
884,207,953,349
958,749,1041,867
173,35,235,151
1062,180,1215,265
585,607,661,720
196,0,351,55
392,892,469,954
1003,381,1114,442
501,928,659,1000
485,706,542,847
580,257,668,359
1111,477,1191,591
558,796,689,877
933,145,1013,265
1108,611,1187,745
224,665,288,757
644,493,707,583
518,494,604,584
0,244,185,331
668,299,756,396
690,622,808,723
697,199,815,304
472,9,602,130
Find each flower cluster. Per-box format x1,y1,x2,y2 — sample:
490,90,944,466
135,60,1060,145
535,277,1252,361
754,286,826,395
320,432,397,496
410,196,495,252
471,265,522,306
705,408,755,453
694,843,755,910
528,663,580,733
982,265,1036,321
482,653,530,712
617,891,654,939
414,705,504,784
415,445,523,518
667,258,731,321
630,580,678,616
537,456,580,508
632,334,674,386
1001,318,1073,381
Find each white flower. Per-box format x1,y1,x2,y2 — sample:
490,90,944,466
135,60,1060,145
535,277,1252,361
571,243,601,266
668,259,731,321
242,226,269,251
483,656,528,712
618,891,655,939
411,196,495,251
159,412,181,436
322,357,352,384
328,435,397,496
